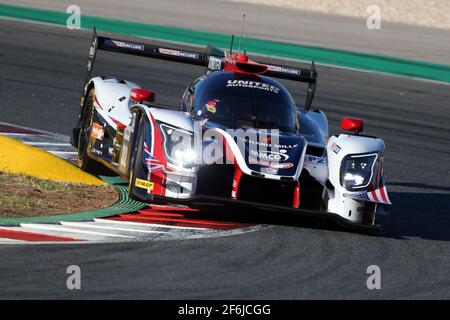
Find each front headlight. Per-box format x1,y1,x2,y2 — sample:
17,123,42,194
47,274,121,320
340,153,377,190
160,123,195,168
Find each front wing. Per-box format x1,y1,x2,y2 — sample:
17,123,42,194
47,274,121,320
150,194,383,234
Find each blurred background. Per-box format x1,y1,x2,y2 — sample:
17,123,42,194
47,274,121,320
2,0,449,64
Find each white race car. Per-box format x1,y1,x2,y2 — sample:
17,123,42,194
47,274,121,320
71,30,391,232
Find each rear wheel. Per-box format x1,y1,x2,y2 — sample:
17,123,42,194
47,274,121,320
77,89,110,175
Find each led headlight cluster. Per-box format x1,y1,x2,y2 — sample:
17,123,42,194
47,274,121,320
340,153,377,190
160,123,195,168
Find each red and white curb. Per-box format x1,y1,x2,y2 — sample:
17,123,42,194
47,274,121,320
0,122,266,244
0,204,264,244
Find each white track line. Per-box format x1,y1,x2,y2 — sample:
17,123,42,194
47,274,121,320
0,121,58,135
19,224,136,239
0,238,26,243
60,221,171,234
0,132,37,136
94,218,209,230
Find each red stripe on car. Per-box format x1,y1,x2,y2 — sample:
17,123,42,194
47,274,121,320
292,184,300,208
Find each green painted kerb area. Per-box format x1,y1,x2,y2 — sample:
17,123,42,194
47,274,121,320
1,3,450,83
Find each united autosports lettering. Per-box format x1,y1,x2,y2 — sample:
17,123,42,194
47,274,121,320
226,80,280,93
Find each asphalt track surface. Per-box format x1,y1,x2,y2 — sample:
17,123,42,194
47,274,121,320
1,19,450,299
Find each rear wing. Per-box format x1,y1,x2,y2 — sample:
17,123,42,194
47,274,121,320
84,28,318,109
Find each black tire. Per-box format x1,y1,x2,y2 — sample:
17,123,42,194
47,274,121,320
362,202,377,225
128,114,152,202
77,89,111,175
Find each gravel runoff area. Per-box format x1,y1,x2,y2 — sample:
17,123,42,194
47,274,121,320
232,0,450,30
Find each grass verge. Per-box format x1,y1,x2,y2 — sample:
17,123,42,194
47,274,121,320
0,172,118,218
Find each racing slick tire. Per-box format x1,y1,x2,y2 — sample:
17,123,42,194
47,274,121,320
128,113,153,202
362,202,377,225
77,88,112,175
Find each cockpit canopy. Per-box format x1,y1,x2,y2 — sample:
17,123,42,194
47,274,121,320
186,72,297,133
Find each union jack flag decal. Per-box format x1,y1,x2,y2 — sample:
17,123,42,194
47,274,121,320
143,142,165,173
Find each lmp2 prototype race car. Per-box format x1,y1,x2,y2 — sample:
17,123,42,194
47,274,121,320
70,29,391,232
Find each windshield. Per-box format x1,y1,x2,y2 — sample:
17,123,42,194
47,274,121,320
194,76,297,132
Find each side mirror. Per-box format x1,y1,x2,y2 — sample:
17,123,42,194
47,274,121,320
130,88,155,103
341,117,364,134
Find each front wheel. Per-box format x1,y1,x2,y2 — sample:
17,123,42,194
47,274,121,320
128,114,153,202
362,202,377,225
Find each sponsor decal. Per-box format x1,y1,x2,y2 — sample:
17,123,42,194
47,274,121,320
135,178,155,191
267,65,301,75
250,150,289,161
242,137,297,149
244,138,298,149
226,80,280,93
89,38,97,58
205,101,217,113
208,57,222,71
90,123,104,141
92,148,103,156
107,40,144,51
331,142,341,154
249,158,294,169
269,162,293,169
305,155,326,165
262,167,279,174
159,48,199,59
